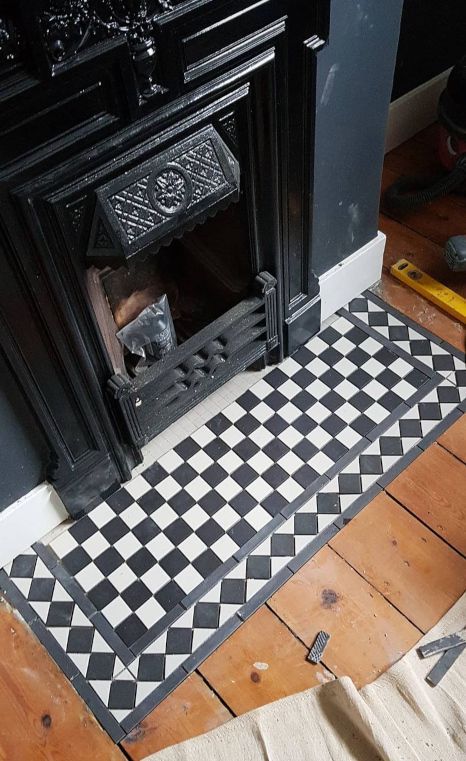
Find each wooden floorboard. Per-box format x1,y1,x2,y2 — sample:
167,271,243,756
268,545,420,688
0,602,124,761
198,606,333,716
386,444,466,556
438,414,466,465
122,673,232,761
329,492,466,633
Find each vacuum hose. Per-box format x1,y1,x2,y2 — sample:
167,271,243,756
384,153,466,212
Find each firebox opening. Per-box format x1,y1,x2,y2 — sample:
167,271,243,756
87,200,253,377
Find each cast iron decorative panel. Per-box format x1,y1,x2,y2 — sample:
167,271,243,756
1,292,464,742
87,125,240,265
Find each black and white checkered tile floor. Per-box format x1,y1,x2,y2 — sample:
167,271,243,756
1,292,465,740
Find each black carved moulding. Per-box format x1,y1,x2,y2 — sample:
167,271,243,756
88,125,241,265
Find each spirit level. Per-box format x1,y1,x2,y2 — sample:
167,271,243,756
390,258,466,325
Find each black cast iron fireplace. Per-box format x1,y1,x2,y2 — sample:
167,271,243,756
0,0,326,516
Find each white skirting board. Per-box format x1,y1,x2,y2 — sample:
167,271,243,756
385,68,451,153
319,232,386,324
0,483,68,568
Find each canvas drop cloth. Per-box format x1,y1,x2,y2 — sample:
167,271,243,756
144,593,466,761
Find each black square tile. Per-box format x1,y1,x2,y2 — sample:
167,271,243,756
174,438,201,460
233,438,260,461
379,391,403,412
196,519,224,546
166,628,192,654
388,325,409,342
232,463,257,488
142,463,169,488
236,414,261,436
294,513,318,534
346,326,368,345
220,578,246,604
292,415,317,436
321,391,345,413
199,490,226,516
46,601,75,627
202,463,229,488
270,534,294,556
359,455,383,475
399,419,422,438
367,312,389,327
137,489,166,514
348,368,371,389
292,346,314,366
204,438,230,461
263,439,290,462
410,339,432,356
262,464,288,489
115,614,147,646
350,391,373,413
322,439,348,462
227,520,256,546
169,490,196,516
347,347,370,367
133,517,161,545
405,368,429,387
106,488,134,513
374,347,396,367
95,547,124,576
159,548,189,577
246,555,270,579
261,491,288,516
10,554,37,578
69,516,98,544
138,653,165,681
419,403,442,420
320,347,343,366
172,463,197,487
316,493,340,513
265,367,288,388
206,413,231,435
164,518,191,545
62,546,92,575
155,580,185,612
264,415,288,436
101,516,129,544
293,367,315,388
87,652,116,680
293,464,319,489
437,386,460,404
127,548,158,577
237,389,260,412
88,579,118,610
349,297,368,312
66,627,95,653
108,680,136,710
319,326,341,345
379,437,403,456
320,369,344,389
351,414,375,436
193,602,220,629
378,368,399,389
293,390,316,412
121,580,152,611
28,578,55,601
192,549,222,578
321,415,346,436
292,439,318,462
338,474,362,494
264,389,287,410
432,356,455,372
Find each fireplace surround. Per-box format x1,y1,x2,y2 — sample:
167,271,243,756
0,1,404,520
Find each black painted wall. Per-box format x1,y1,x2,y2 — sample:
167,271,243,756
392,0,466,100
0,352,48,511
311,0,403,276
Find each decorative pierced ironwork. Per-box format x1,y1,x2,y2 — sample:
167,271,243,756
0,14,23,65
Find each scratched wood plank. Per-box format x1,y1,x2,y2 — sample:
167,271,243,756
0,602,124,761
268,546,420,688
386,444,466,556
329,493,466,632
198,606,332,716
122,673,232,761
438,414,466,466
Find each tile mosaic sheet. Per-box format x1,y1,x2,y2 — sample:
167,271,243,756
1,292,465,741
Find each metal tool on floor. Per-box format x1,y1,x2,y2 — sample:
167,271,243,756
417,628,466,686
307,631,330,664
391,259,466,324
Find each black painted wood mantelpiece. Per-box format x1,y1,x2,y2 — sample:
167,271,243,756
0,0,330,517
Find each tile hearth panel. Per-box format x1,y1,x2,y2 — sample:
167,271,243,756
1,292,465,742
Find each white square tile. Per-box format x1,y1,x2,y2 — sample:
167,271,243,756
219,426,245,447
140,563,171,592
248,451,274,474
278,451,304,475
249,426,274,447
119,503,148,529
75,563,105,592
145,533,174,560
136,597,167,627
183,504,210,530
156,476,181,501
174,564,204,593
309,451,334,473
102,597,132,626
210,534,238,561
214,504,241,531
246,477,272,502
187,450,214,473
308,426,332,448
244,505,271,531
337,402,360,424
216,476,242,501
50,531,78,559
191,426,216,447
185,476,210,501
125,476,151,500
178,533,208,561
88,502,116,530
277,478,304,501
280,379,301,398
277,427,303,449
223,401,246,423
108,565,138,593
279,402,301,423
157,450,184,473
152,504,178,530
250,401,275,423
218,450,243,474
114,532,143,560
